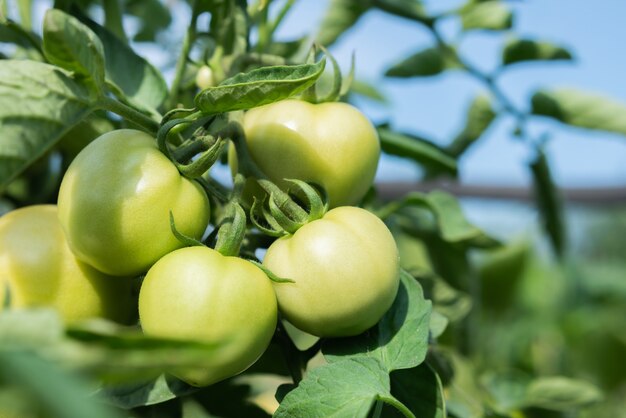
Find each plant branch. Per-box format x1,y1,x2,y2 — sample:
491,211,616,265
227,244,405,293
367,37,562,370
97,96,159,134
168,0,200,108
378,395,416,418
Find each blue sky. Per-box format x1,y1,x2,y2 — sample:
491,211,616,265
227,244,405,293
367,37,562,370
274,0,626,187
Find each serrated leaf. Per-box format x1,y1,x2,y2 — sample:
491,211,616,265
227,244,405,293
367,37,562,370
531,88,626,136
523,377,603,410
0,60,94,189
460,2,513,31
316,0,372,47
447,94,496,157
77,9,168,112
529,149,566,259
43,9,105,88
503,38,573,66
195,60,325,114
385,47,459,78
323,270,432,371
390,364,446,418
98,374,198,409
378,128,458,174
274,357,393,418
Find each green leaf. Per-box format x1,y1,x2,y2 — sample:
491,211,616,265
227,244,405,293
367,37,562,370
0,308,65,349
389,364,446,418
77,10,168,112
0,351,123,418
531,88,626,136
378,128,458,175
316,0,372,47
323,270,432,371
529,148,566,259
98,374,198,409
195,60,326,114
503,38,573,66
208,0,248,56
373,0,429,22
447,94,496,157
42,9,105,88
385,47,459,78
349,79,388,103
480,370,531,413
413,270,472,323
274,357,395,418
429,311,449,339
126,0,172,42
460,2,513,31
523,377,603,411
0,60,94,189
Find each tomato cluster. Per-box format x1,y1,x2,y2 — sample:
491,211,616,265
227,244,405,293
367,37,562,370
0,99,400,387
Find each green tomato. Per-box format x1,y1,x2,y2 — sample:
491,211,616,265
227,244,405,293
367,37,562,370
264,206,400,337
195,65,215,90
58,129,210,276
138,246,277,387
241,100,380,207
0,205,133,323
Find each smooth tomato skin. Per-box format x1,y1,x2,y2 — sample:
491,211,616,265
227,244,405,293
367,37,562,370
263,206,400,337
241,100,380,207
138,246,278,387
0,205,134,323
58,129,210,277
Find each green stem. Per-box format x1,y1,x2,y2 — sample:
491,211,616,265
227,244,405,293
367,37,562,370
372,400,383,418
103,0,126,42
255,5,270,53
378,396,415,418
168,0,199,108
268,0,295,38
98,96,159,134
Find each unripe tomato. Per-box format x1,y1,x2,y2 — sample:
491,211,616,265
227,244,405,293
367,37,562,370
241,100,380,207
195,65,215,90
58,130,210,277
138,246,277,386
263,207,400,337
0,205,133,323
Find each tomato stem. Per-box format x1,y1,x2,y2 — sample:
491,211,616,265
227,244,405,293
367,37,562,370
98,96,159,134
378,395,416,418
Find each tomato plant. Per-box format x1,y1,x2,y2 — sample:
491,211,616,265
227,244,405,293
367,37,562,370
138,246,277,387
264,206,399,337
0,1,616,418
0,205,133,323
58,129,210,277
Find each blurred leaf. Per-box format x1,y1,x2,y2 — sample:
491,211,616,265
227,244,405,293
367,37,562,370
0,15,43,59
434,348,485,418
0,308,64,349
208,0,248,56
385,46,460,78
43,9,105,89
0,60,93,189
378,128,458,175
373,0,429,22
389,364,446,418
503,38,573,66
429,311,449,339
349,79,387,102
323,270,432,371
316,0,372,47
523,377,603,410
460,2,513,31
76,8,168,112
480,370,531,413
126,0,172,42
282,320,319,351
447,94,496,157
531,88,626,136
0,351,122,418
98,374,199,409
529,148,566,259
195,60,325,114
274,357,395,418
414,271,473,323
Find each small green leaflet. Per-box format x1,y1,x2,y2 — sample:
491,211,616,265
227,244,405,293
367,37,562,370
529,148,566,259
523,377,603,410
460,2,513,31
378,128,458,175
98,375,198,409
42,9,105,89
447,94,496,157
323,270,432,372
389,364,446,418
0,60,93,189
195,60,326,114
315,0,371,47
503,38,573,66
385,47,460,78
531,88,626,137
